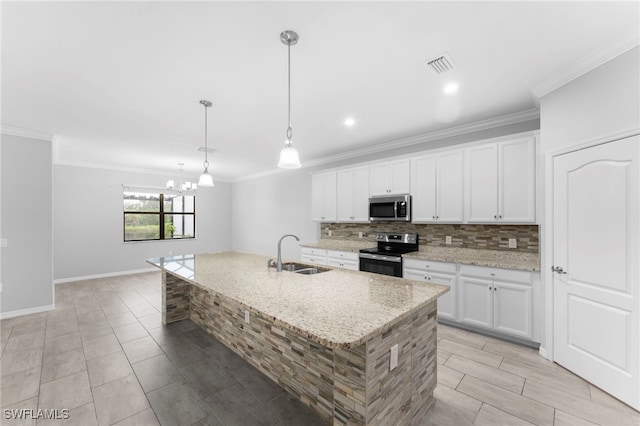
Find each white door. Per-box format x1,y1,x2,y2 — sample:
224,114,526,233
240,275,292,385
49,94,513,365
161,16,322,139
459,276,493,329
499,137,536,222
437,150,464,222
553,136,639,410
465,143,498,222
336,169,354,221
411,155,437,222
352,166,370,222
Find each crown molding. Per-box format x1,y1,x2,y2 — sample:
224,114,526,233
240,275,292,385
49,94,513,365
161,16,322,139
301,108,539,169
53,159,232,183
232,108,539,183
1,125,54,141
531,25,640,98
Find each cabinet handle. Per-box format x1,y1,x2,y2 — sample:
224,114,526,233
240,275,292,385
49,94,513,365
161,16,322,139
490,273,495,276
432,216,435,219
499,215,502,219
489,286,492,291
494,215,498,219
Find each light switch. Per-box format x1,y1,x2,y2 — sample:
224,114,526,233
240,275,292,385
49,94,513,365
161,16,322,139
390,344,398,371
244,310,250,324
508,238,517,249
445,236,452,245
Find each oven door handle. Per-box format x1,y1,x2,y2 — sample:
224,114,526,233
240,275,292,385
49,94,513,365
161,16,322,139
359,253,402,263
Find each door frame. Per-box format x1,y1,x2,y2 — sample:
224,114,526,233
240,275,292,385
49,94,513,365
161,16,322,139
542,128,640,362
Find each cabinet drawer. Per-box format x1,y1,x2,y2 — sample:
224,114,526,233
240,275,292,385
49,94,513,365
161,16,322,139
460,265,532,284
301,254,327,265
403,258,456,274
326,250,359,262
301,247,327,257
327,258,358,271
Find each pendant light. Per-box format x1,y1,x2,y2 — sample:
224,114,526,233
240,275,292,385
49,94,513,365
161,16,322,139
198,99,215,187
277,30,302,169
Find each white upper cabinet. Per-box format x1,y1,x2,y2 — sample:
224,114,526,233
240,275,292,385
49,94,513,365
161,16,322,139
370,159,411,196
311,171,337,222
465,136,536,223
336,166,370,222
412,150,463,223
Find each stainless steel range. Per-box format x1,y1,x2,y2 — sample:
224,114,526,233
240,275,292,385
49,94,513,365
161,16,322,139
359,232,419,277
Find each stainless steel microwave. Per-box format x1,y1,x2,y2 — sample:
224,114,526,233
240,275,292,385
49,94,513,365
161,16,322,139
369,195,411,222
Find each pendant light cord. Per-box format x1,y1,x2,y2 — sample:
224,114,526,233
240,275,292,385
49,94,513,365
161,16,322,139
286,37,293,143
201,100,210,169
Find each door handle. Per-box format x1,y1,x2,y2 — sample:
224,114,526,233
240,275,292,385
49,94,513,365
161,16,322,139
551,266,567,274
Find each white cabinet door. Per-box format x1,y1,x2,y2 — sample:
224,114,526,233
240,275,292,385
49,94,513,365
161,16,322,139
459,276,493,329
466,136,536,223
411,155,437,222
437,150,464,222
404,260,457,320
499,137,535,222
370,159,410,196
336,169,354,222
370,163,391,196
352,166,370,222
311,171,336,222
430,271,457,320
465,144,499,222
337,167,370,222
389,159,411,194
493,281,533,338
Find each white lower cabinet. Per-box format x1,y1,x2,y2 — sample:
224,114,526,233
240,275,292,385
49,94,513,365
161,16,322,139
326,250,359,271
301,247,359,270
403,259,457,321
459,265,533,339
404,260,537,342
300,247,327,265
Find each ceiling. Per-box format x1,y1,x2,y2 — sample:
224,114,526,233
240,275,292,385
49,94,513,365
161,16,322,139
2,1,638,181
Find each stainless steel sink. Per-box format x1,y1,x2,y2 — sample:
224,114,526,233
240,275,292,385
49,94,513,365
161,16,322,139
281,262,331,275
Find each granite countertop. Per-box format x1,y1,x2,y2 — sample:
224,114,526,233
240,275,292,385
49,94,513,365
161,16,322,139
147,251,448,349
301,240,540,271
300,240,374,252
403,247,540,272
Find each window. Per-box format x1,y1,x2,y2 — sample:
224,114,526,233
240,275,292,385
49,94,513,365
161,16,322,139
123,191,195,241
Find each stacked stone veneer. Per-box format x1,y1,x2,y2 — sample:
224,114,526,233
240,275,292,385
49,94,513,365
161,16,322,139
322,223,539,253
162,271,438,425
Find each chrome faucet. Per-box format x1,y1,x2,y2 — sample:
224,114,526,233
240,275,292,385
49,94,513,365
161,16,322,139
268,234,300,272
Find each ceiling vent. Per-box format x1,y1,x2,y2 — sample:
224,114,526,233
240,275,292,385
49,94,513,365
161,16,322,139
426,53,456,75
197,146,217,154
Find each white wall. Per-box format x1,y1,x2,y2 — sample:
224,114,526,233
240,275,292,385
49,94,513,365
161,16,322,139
231,170,319,261
538,46,640,357
1,134,53,317
53,165,232,280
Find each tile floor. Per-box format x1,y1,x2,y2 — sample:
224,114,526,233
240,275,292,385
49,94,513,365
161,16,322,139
0,272,638,426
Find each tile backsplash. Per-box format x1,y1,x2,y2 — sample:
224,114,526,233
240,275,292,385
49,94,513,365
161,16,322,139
321,223,539,253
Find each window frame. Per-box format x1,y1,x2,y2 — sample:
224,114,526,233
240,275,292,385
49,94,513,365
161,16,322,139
123,191,196,242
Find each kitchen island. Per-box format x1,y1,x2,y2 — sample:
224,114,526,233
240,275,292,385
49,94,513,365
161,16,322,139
148,251,449,425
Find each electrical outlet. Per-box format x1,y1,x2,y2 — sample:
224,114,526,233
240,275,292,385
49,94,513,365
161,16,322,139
390,344,398,371
0,238,7,248
445,236,452,245
508,238,517,249
244,310,250,324
328,230,332,237
358,232,363,239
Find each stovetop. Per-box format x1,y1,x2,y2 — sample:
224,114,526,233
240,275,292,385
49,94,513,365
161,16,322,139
359,232,419,258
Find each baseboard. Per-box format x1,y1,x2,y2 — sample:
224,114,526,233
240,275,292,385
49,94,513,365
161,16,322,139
0,303,55,320
53,267,158,284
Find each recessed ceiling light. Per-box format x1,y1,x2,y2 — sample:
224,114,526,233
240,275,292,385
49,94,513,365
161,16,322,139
444,83,459,94
344,118,355,127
